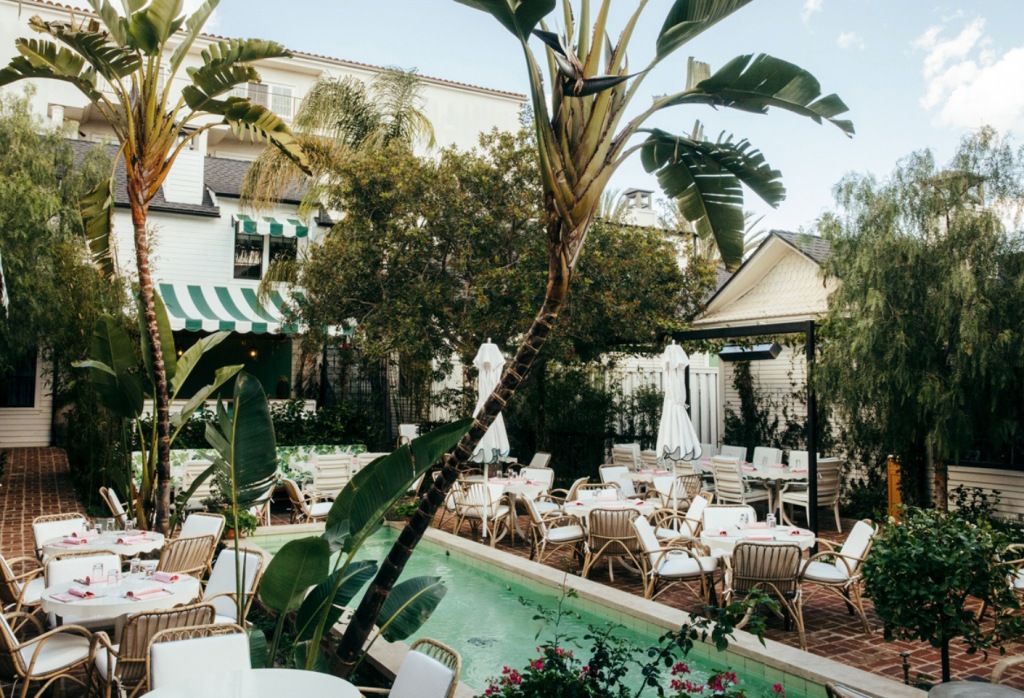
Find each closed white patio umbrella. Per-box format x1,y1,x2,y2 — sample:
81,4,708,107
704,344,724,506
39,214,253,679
656,342,702,473
471,339,510,475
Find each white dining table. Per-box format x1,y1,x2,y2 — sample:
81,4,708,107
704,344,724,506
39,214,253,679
142,667,363,697
41,572,201,621
42,530,166,559
564,499,658,521
699,526,816,558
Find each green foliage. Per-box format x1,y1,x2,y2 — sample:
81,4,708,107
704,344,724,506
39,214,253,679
817,128,1024,503
616,384,664,452
223,508,258,537
863,507,1024,682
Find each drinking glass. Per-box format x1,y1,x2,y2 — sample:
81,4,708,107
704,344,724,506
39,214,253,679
739,512,750,529
91,563,104,584
106,517,116,532
129,558,142,576
107,569,119,587
95,521,104,534
125,518,135,534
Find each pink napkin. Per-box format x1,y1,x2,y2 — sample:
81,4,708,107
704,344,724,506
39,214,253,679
68,587,96,599
655,470,670,475
640,469,654,474
127,585,169,600
61,537,89,545
748,522,768,529
632,499,644,506
715,529,729,536
790,529,804,536
70,530,99,539
746,533,774,540
573,501,586,507
117,534,148,545
52,591,89,603
790,469,807,473
152,571,180,584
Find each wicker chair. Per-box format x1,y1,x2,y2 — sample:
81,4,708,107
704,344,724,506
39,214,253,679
651,474,703,510
147,622,248,690
178,512,225,575
31,513,90,560
718,445,747,461
156,535,215,578
649,491,713,543
581,508,643,582
282,477,332,524
0,610,92,698
203,548,265,625
779,457,844,532
633,517,717,604
521,496,584,566
452,483,511,546
181,460,216,513
88,602,216,698
800,519,877,633
359,638,462,698
0,553,44,620
598,464,636,496
710,457,771,509
574,482,622,503
99,486,129,529
724,542,806,650
611,444,640,470
545,476,589,505
701,504,757,533
523,452,552,469
519,466,554,492
751,446,783,468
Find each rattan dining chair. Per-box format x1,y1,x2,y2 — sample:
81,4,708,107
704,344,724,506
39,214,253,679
800,519,877,633
649,491,714,544
99,486,130,529
779,457,843,532
358,638,462,698
633,517,718,604
31,513,90,561
283,477,332,524
0,552,44,619
521,495,585,566
452,482,511,546
581,508,643,582
156,535,215,579
178,512,225,574
204,548,265,625
599,464,637,496
147,622,248,690
88,602,216,698
710,457,771,510
0,609,92,698
545,476,589,505
724,541,806,650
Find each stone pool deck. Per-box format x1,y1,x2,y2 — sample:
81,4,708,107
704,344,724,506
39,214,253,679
2,447,1024,694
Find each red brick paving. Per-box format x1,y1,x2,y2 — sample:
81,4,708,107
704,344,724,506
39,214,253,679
3,447,1024,693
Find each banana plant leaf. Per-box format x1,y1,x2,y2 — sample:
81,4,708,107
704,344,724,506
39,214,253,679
75,315,144,419
247,627,267,669
454,0,555,40
292,640,330,674
138,290,177,384
80,175,116,280
378,576,447,642
326,419,472,554
656,0,754,62
260,537,330,614
294,560,377,641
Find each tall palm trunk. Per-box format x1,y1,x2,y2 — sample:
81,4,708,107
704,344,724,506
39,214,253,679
335,218,575,673
130,195,172,535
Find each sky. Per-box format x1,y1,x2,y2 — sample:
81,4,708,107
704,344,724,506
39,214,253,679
199,0,1024,234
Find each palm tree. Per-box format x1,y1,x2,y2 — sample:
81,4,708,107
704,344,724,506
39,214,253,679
336,0,853,670
0,0,307,533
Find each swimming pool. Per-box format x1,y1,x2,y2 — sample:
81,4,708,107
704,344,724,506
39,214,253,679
251,526,814,696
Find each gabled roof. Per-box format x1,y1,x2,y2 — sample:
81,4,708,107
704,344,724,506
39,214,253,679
770,230,832,265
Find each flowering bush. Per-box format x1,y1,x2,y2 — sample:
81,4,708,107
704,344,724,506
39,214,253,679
667,661,787,697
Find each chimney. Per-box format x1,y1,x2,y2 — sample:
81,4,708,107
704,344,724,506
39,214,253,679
162,129,207,205
622,188,658,228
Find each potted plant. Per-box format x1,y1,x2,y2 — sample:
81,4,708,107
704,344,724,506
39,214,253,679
223,508,259,539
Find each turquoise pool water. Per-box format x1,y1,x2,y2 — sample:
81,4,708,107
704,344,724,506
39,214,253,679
253,528,812,696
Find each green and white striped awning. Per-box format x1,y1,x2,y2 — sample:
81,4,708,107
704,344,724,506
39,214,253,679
159,283,303,334
232,214,309,238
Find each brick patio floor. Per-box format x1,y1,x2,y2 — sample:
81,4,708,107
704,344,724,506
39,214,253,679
3,447,1024,694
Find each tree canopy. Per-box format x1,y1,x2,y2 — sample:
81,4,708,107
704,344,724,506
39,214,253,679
816,127,1024,502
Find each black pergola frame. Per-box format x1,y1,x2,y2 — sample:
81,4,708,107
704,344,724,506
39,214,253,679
669,320,820,535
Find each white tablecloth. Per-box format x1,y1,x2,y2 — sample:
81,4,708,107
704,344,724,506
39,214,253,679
699,527,816,557
43,530,165,558
41,572,200,621
564,500,657,521
144,668,362,697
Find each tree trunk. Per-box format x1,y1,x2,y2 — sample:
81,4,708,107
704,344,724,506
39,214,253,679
131,200,172,535
940,636,950,683
334,231,573,675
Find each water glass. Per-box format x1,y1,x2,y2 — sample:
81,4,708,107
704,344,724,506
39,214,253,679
95,521,104,534
129,558,142,576
738,512,750,529
91,563,104,584
107,569,120,587
125,518,135,534
106,517,116,532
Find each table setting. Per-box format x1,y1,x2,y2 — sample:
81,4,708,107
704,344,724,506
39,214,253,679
41,569,200,621
42,521,165,559
699,522,815,557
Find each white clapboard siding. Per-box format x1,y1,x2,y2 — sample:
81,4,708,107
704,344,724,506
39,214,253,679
0,354,52,448
948,466,1024,520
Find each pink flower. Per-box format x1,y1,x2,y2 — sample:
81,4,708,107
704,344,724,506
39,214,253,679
773,683,786,696
530,659,544,670
671,662,691,676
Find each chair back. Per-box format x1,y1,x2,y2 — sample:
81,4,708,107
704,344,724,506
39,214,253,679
520,467,554,491
527,452,552,469
0,555,25,606
100,487,129,529
148,623,248,690
684,492,712,525
575,483,620,502
836,520,876,576
710,456,746,504
632,517,663,567
731,542,801,597
205,549,265,622
587,508,643,558
599,465,635,496
719,445,747,461
398,424,419,445
157,535,215,577
639,451,660,470
32,513,89,558
520,495,545,533
751,447,782,468
355,452,389,476
0,611,25,676
611,444,640,469
180,512,225,542
113,603,216,692
788,450,809,470
675,474,703,501
390,638,461,698
702,505,756,533
45,551,120,586
699,443,717,458
817,457,843,506
314,453,352,496
563,477,590,501
282,478,309,516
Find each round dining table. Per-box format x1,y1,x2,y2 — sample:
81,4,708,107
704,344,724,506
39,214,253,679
143,668,363,697
565,499,658,520
928,682,1024,697
42,530,165,559
40,572,201,621
699,526,816,558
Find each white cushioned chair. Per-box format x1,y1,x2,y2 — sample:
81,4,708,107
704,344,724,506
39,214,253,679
359,638,461,698
148,622,248,689
800,519,877,633
203,549,265,625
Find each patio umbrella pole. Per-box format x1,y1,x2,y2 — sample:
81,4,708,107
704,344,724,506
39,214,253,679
806,320,819,538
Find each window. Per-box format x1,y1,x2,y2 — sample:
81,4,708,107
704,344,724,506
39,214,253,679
229,82,295,121
0,352,36,408
269,237,298,266
234,230,264,280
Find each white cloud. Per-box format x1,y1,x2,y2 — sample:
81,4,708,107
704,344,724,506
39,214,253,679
836,31,864,50
915,18,1024,131
801,0,822,23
